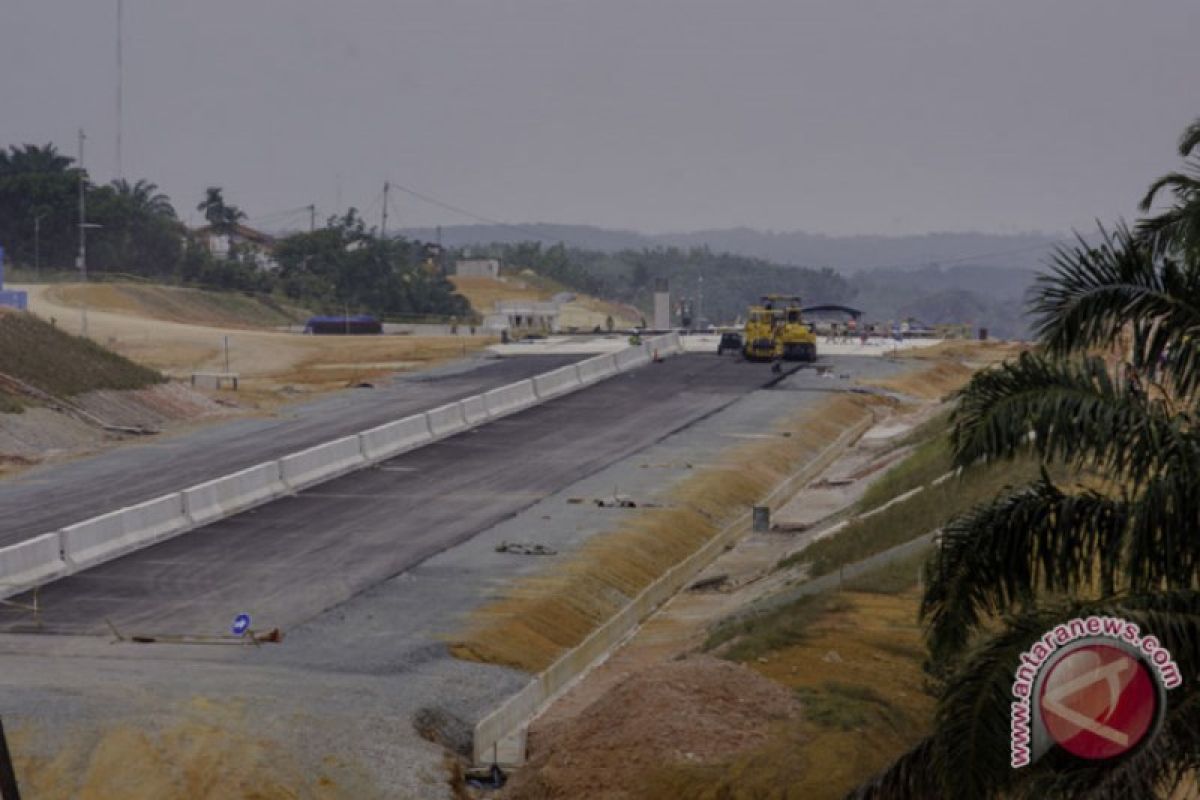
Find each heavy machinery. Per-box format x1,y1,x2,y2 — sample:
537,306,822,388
742,304,780,361
774,296,818,361
741,295,818,362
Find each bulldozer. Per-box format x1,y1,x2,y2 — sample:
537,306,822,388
741,295,818,362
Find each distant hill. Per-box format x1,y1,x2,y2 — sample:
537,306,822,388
405,223,1066,339
847,263,1041,339
400,223,1065,273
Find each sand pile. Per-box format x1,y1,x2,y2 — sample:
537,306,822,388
502,655,803,800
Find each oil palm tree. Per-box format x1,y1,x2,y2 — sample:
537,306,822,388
1138,117,1200,259
852,133,1200,798
111,178,176,219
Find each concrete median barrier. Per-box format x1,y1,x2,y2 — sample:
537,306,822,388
62,493,190,571
482,380,537,418
427,402,468,439
280,436,365,492
185,461,287,526
0,533,66,600
461,394,490,425
359,415,433,462
613,343,651,371
575,354,619,385
533,365,582,399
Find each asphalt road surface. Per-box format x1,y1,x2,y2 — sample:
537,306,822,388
0,354,797,635
0,354,584,543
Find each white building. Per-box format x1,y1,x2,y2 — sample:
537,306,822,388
454,258,501,278
483,300,561,334
193,224,279,271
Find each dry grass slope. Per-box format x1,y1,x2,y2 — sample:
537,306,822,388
450,392,889,673
48,283,312,329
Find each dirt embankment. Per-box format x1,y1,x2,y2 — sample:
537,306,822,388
17,283,494,396
501,656,803,800
0,308,232,475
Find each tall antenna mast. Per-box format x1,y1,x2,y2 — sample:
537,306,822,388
115,0,124,178
381,181,390,239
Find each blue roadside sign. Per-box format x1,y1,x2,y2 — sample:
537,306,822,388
232,613,251,637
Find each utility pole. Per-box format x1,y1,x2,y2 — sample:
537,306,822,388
115,0,124,179
308,204,316,233
33,215,44,277
380,181,389,239
77,128,89,335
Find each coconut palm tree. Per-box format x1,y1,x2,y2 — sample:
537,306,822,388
851,131,1200,799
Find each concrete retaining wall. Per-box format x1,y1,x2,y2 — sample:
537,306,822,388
62,493,189,571
359,415,433,462
0,533,67,600
185,461,287,525
427,402,468,439
533,365,582,399
280,436,364,491
483,380,537,418
472,412,875,765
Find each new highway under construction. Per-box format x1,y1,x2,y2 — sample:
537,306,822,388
1,354,807,635
0,343,917,797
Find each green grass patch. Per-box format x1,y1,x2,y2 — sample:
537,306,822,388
842,546,934,595
704,593,854,662
0,311,164,400
785,454,1041,578
795,681,912,732
0,392,24,414
856,434,954,514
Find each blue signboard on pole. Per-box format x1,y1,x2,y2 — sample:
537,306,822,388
232,613,251,637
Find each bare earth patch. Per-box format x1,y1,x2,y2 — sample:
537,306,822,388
501,655,803,800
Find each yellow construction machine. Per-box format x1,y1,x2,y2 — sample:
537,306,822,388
741,295,818,362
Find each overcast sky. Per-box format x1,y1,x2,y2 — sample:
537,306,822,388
1,1,1197,236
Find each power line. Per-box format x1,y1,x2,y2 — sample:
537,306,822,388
385,179,564,243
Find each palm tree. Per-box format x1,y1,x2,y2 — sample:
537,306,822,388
111,178,176,219
196,186,245,234
852,132,1200,799
1138,116,1200,259
0,143,73,176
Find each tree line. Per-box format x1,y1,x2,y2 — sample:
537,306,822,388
0,143,468,318
457,240,854,323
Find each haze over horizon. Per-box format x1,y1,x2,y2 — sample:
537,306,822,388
2,1,1196,238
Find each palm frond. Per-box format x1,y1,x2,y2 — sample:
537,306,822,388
1180,118,1200,158
1030,225,1200,395
951,351,1194,481
1138,170,1200,213
922,476,1127,660
852,591,1200,800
